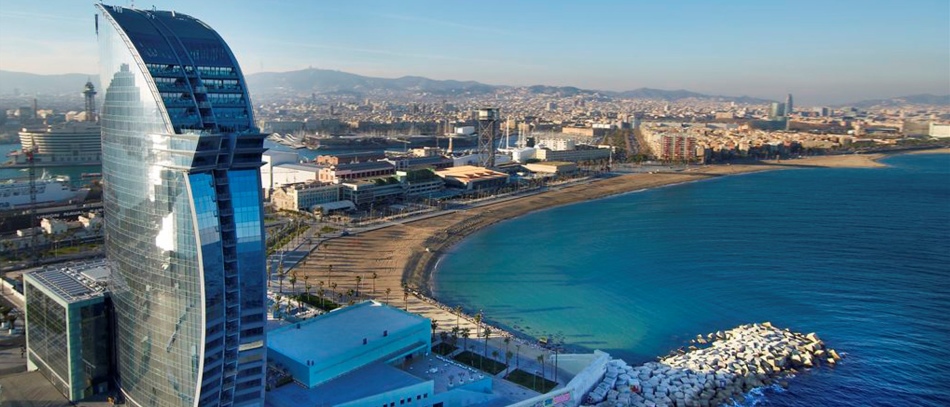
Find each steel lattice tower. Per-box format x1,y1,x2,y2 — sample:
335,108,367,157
476,108,499,167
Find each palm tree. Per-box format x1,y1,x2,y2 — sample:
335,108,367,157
326,264,332,291
451,326,460,346
474,310,483,346
305,282,312,304
318,288,325,308
482,327,492,370
454,305,462,330
537,354,545,386
461,327,471,351
355,275,362,298
491,350,500,366
385,287,392,303
371,272,377,294
430,320,439,341
266,262,273,289
515,344,521,369
277,263,285,294
505,350,513,375
289,271,297,294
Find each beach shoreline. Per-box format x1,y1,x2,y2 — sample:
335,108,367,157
292,150,943,348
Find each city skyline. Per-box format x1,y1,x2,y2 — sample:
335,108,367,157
1,1,949,104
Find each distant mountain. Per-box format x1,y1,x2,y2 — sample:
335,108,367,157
0,70,98,96
845,94,950,108
4,69,945,107
246,68,774,103
245,68,495,96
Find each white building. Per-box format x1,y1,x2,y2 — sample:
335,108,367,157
271,182,343,212
41,218,68,235
930,123,950,138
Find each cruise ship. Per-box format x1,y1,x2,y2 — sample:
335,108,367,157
10,121,102,165
7,82,101,166
0,176,90,210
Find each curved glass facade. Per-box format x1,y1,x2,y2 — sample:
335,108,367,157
96,5,266,406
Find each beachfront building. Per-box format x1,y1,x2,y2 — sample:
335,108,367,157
97,4,268,405
339,179,406,207
395,169,446,197
534,145,612,162
270,181,342,212
24,261,113,401
314,151,386,166
318,161,396,183
524,161,578,175
435,165,509,191
266,301,497,407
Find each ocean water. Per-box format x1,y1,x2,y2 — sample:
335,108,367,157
433,153,950,406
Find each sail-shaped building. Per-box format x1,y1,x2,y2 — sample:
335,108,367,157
96,4,267,406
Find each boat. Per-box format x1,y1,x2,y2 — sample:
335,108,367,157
0,175,90,210
6,82,102,167
9,121,101,165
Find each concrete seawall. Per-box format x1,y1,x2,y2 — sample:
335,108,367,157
585,322,841,407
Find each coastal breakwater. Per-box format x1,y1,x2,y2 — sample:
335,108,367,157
586,323,841,407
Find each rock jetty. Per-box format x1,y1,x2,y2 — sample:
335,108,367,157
585,322,841,407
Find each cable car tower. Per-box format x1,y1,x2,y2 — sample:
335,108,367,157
476,108,499,167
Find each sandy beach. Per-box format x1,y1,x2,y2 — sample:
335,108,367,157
288,153,894,342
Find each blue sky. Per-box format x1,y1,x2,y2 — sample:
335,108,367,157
0,1,947,104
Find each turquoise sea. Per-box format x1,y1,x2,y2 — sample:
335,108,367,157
433,153,950,406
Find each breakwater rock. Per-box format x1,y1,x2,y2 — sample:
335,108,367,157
585,322,841,407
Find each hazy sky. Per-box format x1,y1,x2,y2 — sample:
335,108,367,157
1,1,948,105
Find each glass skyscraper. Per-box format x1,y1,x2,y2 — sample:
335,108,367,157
96,5,267,406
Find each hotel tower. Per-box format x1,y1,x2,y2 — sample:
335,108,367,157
96,5,267,406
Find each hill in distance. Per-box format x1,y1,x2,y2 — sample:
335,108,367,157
0,71,98,96
1,68,944,107
845,94,950,108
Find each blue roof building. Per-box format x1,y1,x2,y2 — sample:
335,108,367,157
96,4,267,406
267,301,431,389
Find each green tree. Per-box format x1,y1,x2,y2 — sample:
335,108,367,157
474,310,483,347
537,354,545,386
482,327,492,370
371,272,377,294
461,327,471,351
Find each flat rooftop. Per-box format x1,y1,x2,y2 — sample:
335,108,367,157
25,260,110,303
268,301,428,364
265,362,425,407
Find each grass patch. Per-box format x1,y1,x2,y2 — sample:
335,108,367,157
319,225,338,234
505,369,558,392
452,351,506,375
432,342,457,356
295,293,339,312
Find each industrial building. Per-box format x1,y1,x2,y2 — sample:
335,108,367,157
24,260,113,401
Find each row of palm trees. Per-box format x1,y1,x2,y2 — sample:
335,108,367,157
437,306,560,390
